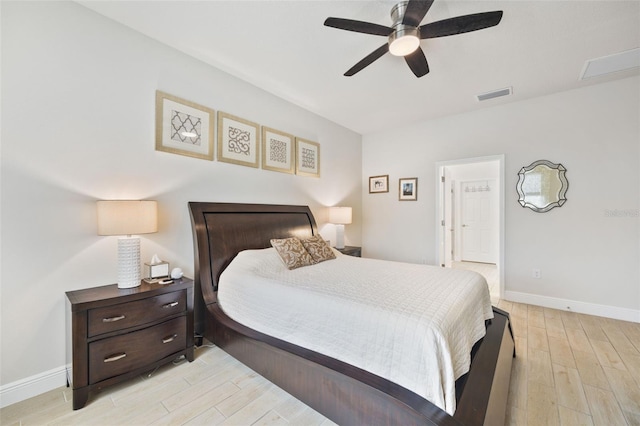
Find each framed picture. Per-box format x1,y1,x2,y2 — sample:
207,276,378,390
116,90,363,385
217,111,260,168
295,138,320,177
369,175,389,193
155,91,215,161
399,177,418,201
262,127,295,174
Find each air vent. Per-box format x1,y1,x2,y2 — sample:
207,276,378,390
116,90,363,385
580,48,640,80
476,87,512,102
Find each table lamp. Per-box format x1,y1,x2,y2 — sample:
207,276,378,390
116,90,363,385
329,206,352,249
97,200,158,289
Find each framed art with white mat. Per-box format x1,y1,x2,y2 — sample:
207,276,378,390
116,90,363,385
262,127,295,174
155,91,214,161
295,138,320,177
217,112,260,168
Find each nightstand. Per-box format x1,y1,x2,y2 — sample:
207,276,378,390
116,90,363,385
66,278,194,409
336,246,362,257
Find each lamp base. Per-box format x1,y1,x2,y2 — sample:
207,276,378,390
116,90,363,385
117,236,141,289
335,224,345,250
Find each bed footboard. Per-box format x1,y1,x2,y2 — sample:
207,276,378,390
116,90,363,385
454,308,514,426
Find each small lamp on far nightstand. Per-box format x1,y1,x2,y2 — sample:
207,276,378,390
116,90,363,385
97,200,158,289
329,206,352,250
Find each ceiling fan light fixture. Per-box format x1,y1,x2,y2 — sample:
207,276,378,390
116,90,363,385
389,26,420,56
325,0,503,76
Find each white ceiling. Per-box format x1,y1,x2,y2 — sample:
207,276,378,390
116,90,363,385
78,1,640,135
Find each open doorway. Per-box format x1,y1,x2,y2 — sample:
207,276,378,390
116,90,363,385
436,155,504,303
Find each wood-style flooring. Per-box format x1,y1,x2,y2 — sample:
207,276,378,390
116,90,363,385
2,301,640,425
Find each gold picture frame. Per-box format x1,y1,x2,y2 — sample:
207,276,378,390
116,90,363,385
399,177,418,201
295,138,320,177
369,175,389,193
217,111,260,168
262,127,295,174
155,91,215,161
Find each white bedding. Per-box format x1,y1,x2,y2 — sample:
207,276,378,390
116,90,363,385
218,248,494,415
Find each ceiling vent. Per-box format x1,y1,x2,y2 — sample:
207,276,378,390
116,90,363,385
580,48,640,80
476,87,512,102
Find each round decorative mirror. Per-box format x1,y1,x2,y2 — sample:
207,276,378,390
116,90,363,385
517,160,568,213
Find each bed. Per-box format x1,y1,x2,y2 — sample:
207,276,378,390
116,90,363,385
189,202,514,426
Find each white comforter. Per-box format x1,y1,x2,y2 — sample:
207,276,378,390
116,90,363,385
218,248,493,415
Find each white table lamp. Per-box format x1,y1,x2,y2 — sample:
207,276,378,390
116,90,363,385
329,206,352,249
97,200,158,289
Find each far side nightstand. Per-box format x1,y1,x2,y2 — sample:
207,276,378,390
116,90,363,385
336,246,361,257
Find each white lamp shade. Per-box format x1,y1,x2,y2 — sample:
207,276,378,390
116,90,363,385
97,200,158,236
97,200,157,289
329,206,352,225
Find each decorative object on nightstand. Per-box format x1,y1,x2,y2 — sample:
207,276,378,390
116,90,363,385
336,246,362,257
329,206,352,249
66,278,194,409
144,254,170,283
97,200,158,289
171,267,184,279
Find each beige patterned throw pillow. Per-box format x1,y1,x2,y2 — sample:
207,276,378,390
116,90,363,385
301,235,336,263
270,237,315,269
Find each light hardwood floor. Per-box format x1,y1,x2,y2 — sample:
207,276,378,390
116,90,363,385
2,301,640,425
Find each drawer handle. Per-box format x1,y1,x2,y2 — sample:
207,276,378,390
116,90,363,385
104,353,127,363
102,315,125,323
162,334,178,344
162,302,179,309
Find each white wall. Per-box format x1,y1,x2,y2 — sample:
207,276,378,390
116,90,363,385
0,1,361,397
363,76,640,320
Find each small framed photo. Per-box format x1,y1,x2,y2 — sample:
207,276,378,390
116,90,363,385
217,111,260,168
369,175,389,193
399,177,418,201
262,127,295,174
295,138,320,177
155,91,215,161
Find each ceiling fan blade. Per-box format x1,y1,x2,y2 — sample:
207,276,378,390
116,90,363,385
404,47,430,77
402,0,435,26
420,11,503,39
324,17,393,36
344,44,389,76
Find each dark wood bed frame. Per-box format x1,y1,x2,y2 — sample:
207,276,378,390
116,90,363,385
189,202,514,426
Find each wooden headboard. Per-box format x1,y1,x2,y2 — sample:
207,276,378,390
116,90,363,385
188,202,318,333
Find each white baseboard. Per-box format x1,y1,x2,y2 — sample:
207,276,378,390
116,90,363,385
504,291,640,323
0,365,68,408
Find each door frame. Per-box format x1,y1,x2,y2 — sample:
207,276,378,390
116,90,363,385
435,154,505,298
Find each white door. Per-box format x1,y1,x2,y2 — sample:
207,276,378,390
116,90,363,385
461,180,496,263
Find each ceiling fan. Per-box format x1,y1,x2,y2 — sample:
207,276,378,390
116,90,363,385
324,0,503,77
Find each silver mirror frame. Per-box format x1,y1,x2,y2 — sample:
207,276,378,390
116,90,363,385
517,159,568,213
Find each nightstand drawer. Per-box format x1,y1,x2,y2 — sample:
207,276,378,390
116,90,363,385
88,316,186,384
88,290,186,337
